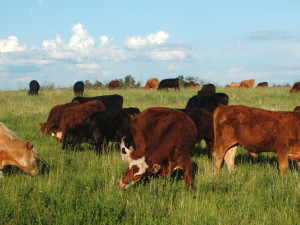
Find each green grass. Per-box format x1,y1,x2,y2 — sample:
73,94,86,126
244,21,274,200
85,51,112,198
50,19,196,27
0,87,299,225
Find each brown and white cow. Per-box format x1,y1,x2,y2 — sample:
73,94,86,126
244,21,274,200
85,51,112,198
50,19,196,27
119,107,197,189
39,100,80,135
290,82,300,93
240,79,255,87
0,122,39,177
144,78,160,90
55,100,106,144
213,105,300,175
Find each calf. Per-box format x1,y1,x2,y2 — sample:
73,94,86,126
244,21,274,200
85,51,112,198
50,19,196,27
72,94,123,109
39,100,80,135
28,80,40,95
0,122,39,176
119,107,197,189
55,100,106,145
73,81,84,97
158,78,180,90
213,105,300,175
63,107,140,152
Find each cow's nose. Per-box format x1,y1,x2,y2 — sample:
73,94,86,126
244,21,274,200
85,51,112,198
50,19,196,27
122,147,126,154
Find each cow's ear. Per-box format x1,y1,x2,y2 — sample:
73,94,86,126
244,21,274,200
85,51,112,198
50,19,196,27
25,140,34,150
152,164,161,173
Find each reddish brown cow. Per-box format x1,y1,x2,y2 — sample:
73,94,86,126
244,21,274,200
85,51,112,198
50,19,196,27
213,105,300,175
39,101,81,135
108,80,120,89
55,100,106,144
186,81,200,88
290,82,300,93
0,122,39,176
119,107,197,189
144,78,160,90
257,82,268,87
240,79,255,87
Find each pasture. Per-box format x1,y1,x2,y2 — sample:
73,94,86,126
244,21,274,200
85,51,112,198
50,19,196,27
0,87,299,225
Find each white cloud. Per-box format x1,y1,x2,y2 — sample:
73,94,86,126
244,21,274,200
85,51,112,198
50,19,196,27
168,64,181,71
75,63,100,70
0,36,26,53
125,31,169,49
149,48,187,61
69,23,95,50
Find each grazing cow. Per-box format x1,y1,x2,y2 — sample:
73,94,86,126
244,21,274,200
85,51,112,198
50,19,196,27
39,101,81,135
28,80,40,95
290,82,300,93
72,94,123,109
257,82,268,87
213,105,300,175
185,81,200,88
179,108,214,153
185,83,229,113
157,78,180,90
108,80,120,89
293,106,300,112
73,81,84,97
144,78,160,90
63,107,141,152
0,122,39,176
119,107,197,189
240,79,255,87
55,100,106,145
230,82,241,87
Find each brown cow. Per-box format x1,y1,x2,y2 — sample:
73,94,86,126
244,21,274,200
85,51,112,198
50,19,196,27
108,80,120,89
39,101,81,135
240,79,255,87
257,82,268,87
230,82,241,87
293,106,300,112
0,122,39,176
186,81,200,88
213,105,300,175
290,82,300,93
144,78,159,90
119,107,197,189
55,100,106,144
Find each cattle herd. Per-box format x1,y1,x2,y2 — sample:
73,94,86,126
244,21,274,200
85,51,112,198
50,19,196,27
1,80,300,190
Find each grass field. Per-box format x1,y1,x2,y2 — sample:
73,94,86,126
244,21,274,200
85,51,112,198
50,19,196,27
0,87,299,225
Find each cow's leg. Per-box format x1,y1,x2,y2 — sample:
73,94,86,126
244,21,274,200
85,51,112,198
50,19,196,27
212,145,227,174
182,158,194,188
224,146,238,172
277,151,289,176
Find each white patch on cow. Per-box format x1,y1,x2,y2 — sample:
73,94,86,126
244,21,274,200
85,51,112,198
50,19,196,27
18,156,29,168
120,138,133,162
56,132,63,139
129,156,148,177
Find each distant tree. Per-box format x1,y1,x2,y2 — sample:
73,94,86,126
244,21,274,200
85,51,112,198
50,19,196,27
124,75,136,88
41,82,55,89
94,80,103,88
84,80,93,89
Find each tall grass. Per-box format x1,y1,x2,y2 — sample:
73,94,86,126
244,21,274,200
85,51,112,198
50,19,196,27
0,87,299,225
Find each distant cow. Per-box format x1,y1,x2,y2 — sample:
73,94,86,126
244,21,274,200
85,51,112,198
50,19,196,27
158,78,180,90
0,122,39,176
293,106,300,112
185,83,229,113
230,82,241,87
73,81,84,97
119,107,197,189
28,80,40,95
144,78,160,90
213,105,300,175
240,79,255,87
257,82,268,87
108,80,120,89
72,94,123,109
39,101,81,135
55,100,106,146
63,107,141,152
290,82,300,93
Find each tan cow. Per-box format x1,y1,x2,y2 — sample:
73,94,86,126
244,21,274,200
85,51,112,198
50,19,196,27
213,105,300,175
0,122,39,177
230,82,241,87
240,79,255,87
144,78,160,90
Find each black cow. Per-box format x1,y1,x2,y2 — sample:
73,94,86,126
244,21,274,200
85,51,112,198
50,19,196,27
28,80,40,95
72,94,123,109
178,108,214,154
158,78,180,90
185,83,229,112
73,81,84,97
62,107,140,152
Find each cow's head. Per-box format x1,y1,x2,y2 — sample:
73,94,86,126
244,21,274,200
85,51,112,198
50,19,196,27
18,141,39,176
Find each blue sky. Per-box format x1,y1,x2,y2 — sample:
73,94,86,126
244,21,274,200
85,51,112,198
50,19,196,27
1,0,300,90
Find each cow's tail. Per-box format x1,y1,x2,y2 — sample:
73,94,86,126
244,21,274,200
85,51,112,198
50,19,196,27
212,105,226,145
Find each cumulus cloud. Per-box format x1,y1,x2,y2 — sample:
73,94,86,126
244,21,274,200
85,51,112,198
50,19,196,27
0,36,26,53
69,23,95,49
125,31,169,49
